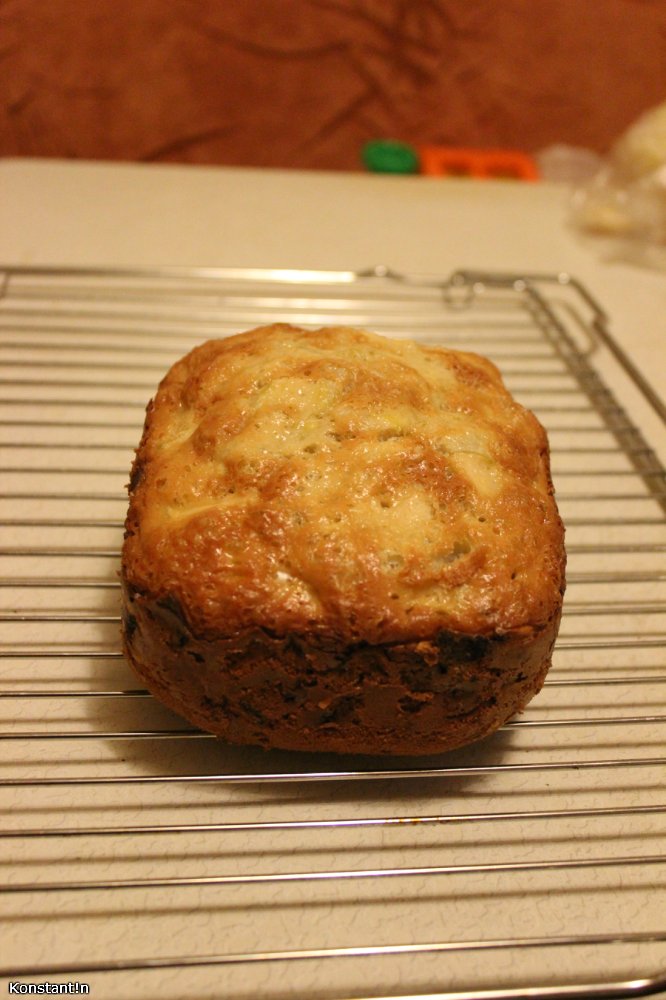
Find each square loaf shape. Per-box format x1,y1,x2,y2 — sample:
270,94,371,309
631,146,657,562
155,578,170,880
121,324,565,755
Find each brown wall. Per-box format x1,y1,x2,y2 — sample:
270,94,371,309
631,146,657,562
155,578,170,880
3,0,666,171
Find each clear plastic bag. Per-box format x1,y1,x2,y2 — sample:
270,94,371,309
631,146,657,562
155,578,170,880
564,101,666,269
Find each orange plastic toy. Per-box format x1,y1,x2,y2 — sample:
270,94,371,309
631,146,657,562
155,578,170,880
419,145,539,180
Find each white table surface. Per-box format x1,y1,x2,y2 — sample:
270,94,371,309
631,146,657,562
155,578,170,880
0,157,665,999
1,157,664,464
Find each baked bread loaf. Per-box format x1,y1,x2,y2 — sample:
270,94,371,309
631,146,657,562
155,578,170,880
121,324,565,755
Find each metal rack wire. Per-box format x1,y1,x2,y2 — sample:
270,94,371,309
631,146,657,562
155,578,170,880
0,265,664,1000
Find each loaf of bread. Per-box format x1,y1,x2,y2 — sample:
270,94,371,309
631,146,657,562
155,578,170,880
121,324,565,755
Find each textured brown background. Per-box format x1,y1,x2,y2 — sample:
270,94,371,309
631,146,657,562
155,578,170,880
2,0,666,171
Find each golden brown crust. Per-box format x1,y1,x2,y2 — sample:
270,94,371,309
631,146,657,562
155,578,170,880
121,324,565,755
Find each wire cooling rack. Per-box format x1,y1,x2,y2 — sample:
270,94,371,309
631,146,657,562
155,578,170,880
0,265,664,1000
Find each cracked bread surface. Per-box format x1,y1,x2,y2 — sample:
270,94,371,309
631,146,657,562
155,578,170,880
121,324,565,755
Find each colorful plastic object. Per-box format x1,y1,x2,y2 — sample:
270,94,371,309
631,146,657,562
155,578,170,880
362,140,420,174
419,145,539,180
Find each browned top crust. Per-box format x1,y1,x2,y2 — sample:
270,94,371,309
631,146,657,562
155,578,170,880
122,324,565,646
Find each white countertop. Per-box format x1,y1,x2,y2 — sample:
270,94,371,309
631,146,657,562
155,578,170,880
1,157,664,463
1,158,665,999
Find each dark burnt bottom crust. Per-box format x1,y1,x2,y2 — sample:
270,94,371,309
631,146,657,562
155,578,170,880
122,585,559,756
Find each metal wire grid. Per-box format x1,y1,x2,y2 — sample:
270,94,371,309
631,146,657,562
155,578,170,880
0,266,664,1000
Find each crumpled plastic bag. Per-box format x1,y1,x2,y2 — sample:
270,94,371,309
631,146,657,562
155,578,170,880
560,101,666,269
